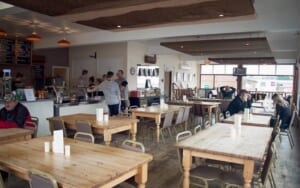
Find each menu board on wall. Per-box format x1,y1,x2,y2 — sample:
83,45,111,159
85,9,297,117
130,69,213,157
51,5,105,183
0,38,15,64
32,64,44,78
0,38,32,64
16,40,31,64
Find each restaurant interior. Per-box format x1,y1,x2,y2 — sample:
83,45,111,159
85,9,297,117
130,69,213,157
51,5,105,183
0,0,299,188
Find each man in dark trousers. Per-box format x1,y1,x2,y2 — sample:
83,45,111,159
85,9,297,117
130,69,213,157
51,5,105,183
226,89,252,115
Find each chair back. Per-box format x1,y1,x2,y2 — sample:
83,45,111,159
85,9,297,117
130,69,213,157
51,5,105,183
75,120,93,134
151,103,160,106
225,111,231,119
175,107,185,125
219,113,224,122
182,107,190,122
0,173,4,188
49,119,67,137
289,110,297,128
25,116,39,138
176,131,192,143
74,132,95,143
28,169,58,188
129,105,139,109
121,140,145,153
194,125,201,134
204,120,210,129
162,111,174,128
260,144,275,186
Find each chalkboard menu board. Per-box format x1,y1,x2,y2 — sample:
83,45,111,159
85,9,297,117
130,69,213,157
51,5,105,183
0,37,32,64
32,64,44,79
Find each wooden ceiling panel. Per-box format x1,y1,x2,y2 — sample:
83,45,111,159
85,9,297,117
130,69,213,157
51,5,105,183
77,0,254,30
160,37,273,58
2,0,166,16
209,57,276,64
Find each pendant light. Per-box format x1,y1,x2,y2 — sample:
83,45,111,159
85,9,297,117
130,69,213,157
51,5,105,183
57,27,71,46
0,28,7,37
26,23,42,41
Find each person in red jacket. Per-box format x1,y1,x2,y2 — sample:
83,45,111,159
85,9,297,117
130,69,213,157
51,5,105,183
0,93,31,128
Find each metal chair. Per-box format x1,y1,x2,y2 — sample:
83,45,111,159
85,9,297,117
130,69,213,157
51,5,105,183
74,132,95,143
28,169,58,188
219,113,225,122
225,111,231,119
194,125,202,134
203,120,211,129
182,107,191,130
151,102,160,106
75,120,93,134
173,107,185,132
0,173,4,188
149,111,174,143
25,116,39,138
176,131,223,188
279,110,296,148
223,144,276,188
48,119,68,137
121,140,145,153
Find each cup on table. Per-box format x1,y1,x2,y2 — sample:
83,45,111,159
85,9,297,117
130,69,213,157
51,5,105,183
44,142,50,152
234,114,242,127
104,114,109,122
64,145,71,156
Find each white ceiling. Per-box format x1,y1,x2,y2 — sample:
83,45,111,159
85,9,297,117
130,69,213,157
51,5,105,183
0,0,299,62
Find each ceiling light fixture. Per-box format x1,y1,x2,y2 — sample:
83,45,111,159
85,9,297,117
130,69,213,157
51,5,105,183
117,25,122,28
26,22,42,41
218,14,224,17
244,42,250,46
180,45,184,49
0,28,7,36
57,27,71,46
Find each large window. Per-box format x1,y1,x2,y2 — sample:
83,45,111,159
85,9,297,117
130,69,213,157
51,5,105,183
200,65,237,89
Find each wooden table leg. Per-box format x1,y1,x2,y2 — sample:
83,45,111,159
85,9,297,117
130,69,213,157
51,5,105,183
243,159,254,188
131,122,137,142
135,163,148,188
155,115,161,143
208,107,212,124
182,150,191,188
103,132,112,146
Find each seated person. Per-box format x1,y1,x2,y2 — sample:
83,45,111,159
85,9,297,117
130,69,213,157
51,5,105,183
0,93,31,128
272,94,291,129
220,86,236,99
226,89,252,116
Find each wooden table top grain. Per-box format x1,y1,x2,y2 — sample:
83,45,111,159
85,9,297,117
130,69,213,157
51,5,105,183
0,136,153,188
0,128,32,144
129,104,189,114
223,114,271,127
175,123,272,161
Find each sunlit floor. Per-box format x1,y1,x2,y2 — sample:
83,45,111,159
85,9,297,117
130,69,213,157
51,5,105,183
4,119,300,188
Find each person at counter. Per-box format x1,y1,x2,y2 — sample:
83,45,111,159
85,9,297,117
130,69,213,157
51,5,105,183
78,69,89,87
220,86,236,99
97,71,120,116
272,94,291,129
226,89,252,115
0,93,31,128
115,70,129,112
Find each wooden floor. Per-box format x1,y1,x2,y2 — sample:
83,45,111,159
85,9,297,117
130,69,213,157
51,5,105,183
4,120,300,188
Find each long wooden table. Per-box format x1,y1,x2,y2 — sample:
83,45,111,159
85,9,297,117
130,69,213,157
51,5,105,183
0,128,32,144
0,136,153,188
130,105,187,143
175,123,273,188
47,113,138,145
223,114,271,127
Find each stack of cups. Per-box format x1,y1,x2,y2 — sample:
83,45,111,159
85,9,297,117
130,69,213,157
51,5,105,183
244,108,250,121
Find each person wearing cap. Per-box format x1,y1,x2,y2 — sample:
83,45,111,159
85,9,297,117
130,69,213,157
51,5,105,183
226,89,252,116
0,93,31,128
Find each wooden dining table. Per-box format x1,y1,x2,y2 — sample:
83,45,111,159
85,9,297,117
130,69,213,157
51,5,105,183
130,105,188,143
0,136,153,188
175,123,273,188
47,113,138,145
0,128,32,144
223,114,271,127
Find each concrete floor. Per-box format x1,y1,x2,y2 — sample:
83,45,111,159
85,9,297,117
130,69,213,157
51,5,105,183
4,120,300,188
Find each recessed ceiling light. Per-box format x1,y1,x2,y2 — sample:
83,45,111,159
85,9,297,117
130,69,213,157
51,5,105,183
253,51,257,54
244,43,250,46
117,25,122,28
180,45,184,49
218,14,224,17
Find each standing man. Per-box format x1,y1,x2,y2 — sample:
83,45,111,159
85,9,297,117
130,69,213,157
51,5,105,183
98,71,121,116
115,70,129,112
78,69,89,87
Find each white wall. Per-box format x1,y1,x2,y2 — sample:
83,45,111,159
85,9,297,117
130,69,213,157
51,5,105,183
69,42,127,86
